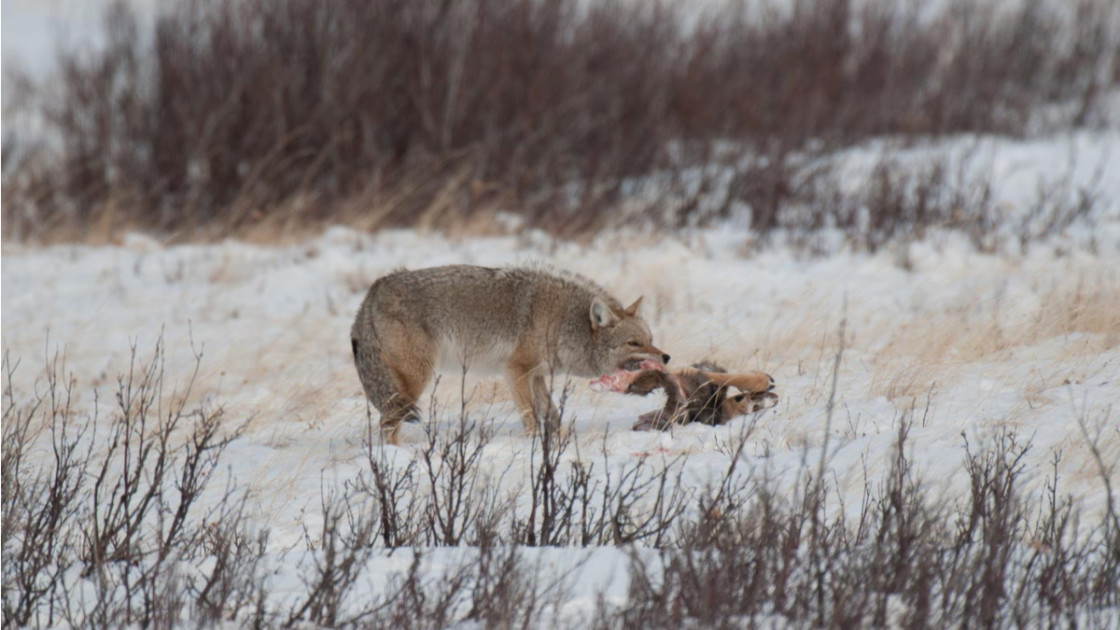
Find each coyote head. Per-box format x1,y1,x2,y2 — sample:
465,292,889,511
589,296,669,375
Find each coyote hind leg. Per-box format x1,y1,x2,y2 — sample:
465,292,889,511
351,325,434,445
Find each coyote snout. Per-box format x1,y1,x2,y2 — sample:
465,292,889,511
351,265,664,444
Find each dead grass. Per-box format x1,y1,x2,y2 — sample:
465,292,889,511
858,269,1120,402
1032,275,1120,342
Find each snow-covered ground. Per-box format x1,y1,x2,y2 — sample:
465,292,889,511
3,132,1118,623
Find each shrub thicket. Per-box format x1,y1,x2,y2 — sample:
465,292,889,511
4,341,1118,627
2,0,1116,242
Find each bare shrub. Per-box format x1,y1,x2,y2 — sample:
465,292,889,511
512,382,690,548
724,144,1109,255
6,338,1118,627
1016,159,1108,250
462,539,534,628
1,350,92,628
285,487,377,627
71,339,249,626
350,544,577,629
354,409,426,549
596,409,1120,629
0,339,261,628
190,506,272,626
367,551,475,630
416,401,503,547
512,426,691,547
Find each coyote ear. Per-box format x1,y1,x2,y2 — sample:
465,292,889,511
590,298,618,330
624,296,644,317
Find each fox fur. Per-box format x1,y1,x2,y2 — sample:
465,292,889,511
594,361,777,431
351,265,668,444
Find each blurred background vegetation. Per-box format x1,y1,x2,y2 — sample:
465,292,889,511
3,0,1117,244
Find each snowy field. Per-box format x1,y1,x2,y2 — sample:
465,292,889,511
3,132,1119,624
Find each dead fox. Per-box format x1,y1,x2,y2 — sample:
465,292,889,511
592,360,777,430
351,265,668,444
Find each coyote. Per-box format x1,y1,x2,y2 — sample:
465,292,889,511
351,265,668,444
592,360,777,430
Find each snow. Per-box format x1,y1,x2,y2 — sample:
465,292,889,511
3,130,1119,624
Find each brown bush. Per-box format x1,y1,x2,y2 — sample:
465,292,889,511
2,0,1117,242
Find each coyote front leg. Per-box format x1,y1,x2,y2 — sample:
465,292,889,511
506,362,561,435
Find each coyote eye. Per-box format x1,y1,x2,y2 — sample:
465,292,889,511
627,341,642,347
